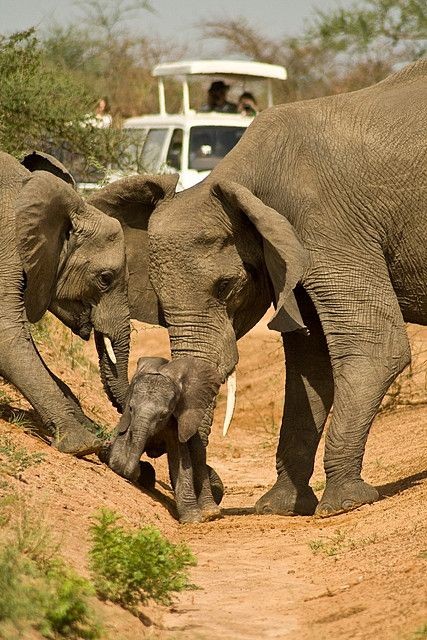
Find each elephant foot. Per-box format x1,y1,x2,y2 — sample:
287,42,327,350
179,509,203,524
255,476,318,516
315,479,379,518
54,424,101,457
207,465,224,505
201,504,222,522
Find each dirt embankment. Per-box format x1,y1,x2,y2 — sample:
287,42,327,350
0,314,426,639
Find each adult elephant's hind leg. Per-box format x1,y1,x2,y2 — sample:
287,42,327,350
256,289,334,516
316,273,411,516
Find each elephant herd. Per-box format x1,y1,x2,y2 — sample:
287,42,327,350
0,60,425,523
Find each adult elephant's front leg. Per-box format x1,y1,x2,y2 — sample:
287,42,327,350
0,323,100,455
256,289,334,516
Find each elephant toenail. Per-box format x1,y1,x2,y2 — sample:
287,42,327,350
342,499,357,510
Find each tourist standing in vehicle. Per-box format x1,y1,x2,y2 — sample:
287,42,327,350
237,91,258,116
201,80,237,113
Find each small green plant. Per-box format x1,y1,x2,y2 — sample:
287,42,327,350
411,625,427,639
8,410,33,430
30,316,52,344
89,509,197,611
0,499,101,639
308,529,378,556
0,435,44,479
0,387,13,406
311,479,326,492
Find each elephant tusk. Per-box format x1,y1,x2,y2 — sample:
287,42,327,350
103,336,117,365
222,370,236,437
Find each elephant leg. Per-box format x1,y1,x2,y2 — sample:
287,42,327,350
314,269,411,516
207,465,225,505
165,430,202,524
256,288,334,516
188,432,222,521
0,323,100,456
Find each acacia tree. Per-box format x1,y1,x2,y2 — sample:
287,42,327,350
201,0,426,101
43,0,187,118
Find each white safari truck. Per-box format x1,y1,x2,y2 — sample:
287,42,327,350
121,59,287,190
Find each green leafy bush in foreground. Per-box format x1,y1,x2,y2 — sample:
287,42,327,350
0,499,101,639
89,509,197,610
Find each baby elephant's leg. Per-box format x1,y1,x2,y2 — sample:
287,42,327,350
189,433,222,521
165,429,202,524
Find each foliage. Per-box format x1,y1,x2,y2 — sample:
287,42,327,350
89,509,197,610
43,0,186,118
309,529,378,556
0,436,44,480
309,0,426,58
201,0,425,102
0,28,120,174
411,625,427,639
0,498,101,639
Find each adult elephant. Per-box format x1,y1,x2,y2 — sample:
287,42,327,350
113,60,425,517
0,150,151,455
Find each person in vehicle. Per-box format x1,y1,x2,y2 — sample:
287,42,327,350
237,91,258,116
201,80,237,113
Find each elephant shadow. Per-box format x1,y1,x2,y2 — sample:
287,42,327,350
376,469,427,499
138,478,180,521
0,403,52,443
221,506,256,516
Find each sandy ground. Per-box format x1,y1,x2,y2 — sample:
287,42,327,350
0,313,426,639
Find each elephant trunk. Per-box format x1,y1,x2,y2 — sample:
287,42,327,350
108,408,155,481
198,397,217,447
95,329,130,413
167,313,238,445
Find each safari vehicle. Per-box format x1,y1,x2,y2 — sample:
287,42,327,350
120,60,287,190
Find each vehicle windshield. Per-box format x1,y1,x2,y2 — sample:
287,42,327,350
189,126,245,171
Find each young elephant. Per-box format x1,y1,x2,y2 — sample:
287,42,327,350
107,357,223,523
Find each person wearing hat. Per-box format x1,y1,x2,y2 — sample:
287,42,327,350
200,80,238,113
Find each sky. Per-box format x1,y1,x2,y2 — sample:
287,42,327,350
1,0,349,51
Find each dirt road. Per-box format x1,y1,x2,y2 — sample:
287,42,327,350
0,315,425,639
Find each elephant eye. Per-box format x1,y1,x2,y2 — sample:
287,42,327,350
99,270,114,291
215,277,234,300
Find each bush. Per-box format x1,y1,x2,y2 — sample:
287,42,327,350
0,498,102,639
89,509,197,610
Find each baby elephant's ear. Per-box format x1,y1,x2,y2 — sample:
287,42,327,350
161,358,221,444
136,357,170,375
213,181,308,334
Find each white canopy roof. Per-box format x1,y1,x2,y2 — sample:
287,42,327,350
153,59,287,81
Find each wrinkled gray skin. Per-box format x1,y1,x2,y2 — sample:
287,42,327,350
107,357,222,523
0,150,139,455
126,61,426,517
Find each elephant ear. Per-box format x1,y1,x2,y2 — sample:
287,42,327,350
21,151,76,187
161,358,221,443
213,180,308,334
88,174,179,326
136,356,170,375
15,171,85,323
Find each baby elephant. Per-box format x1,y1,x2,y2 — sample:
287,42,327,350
107,356,223,523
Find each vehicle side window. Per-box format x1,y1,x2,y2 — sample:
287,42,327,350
140,128,168,172
166,128,183,171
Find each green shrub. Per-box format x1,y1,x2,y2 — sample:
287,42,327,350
0,499,102,639
89,509,197,610
0,436,44,479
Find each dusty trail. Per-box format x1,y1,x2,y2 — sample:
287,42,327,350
0,314,425,639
